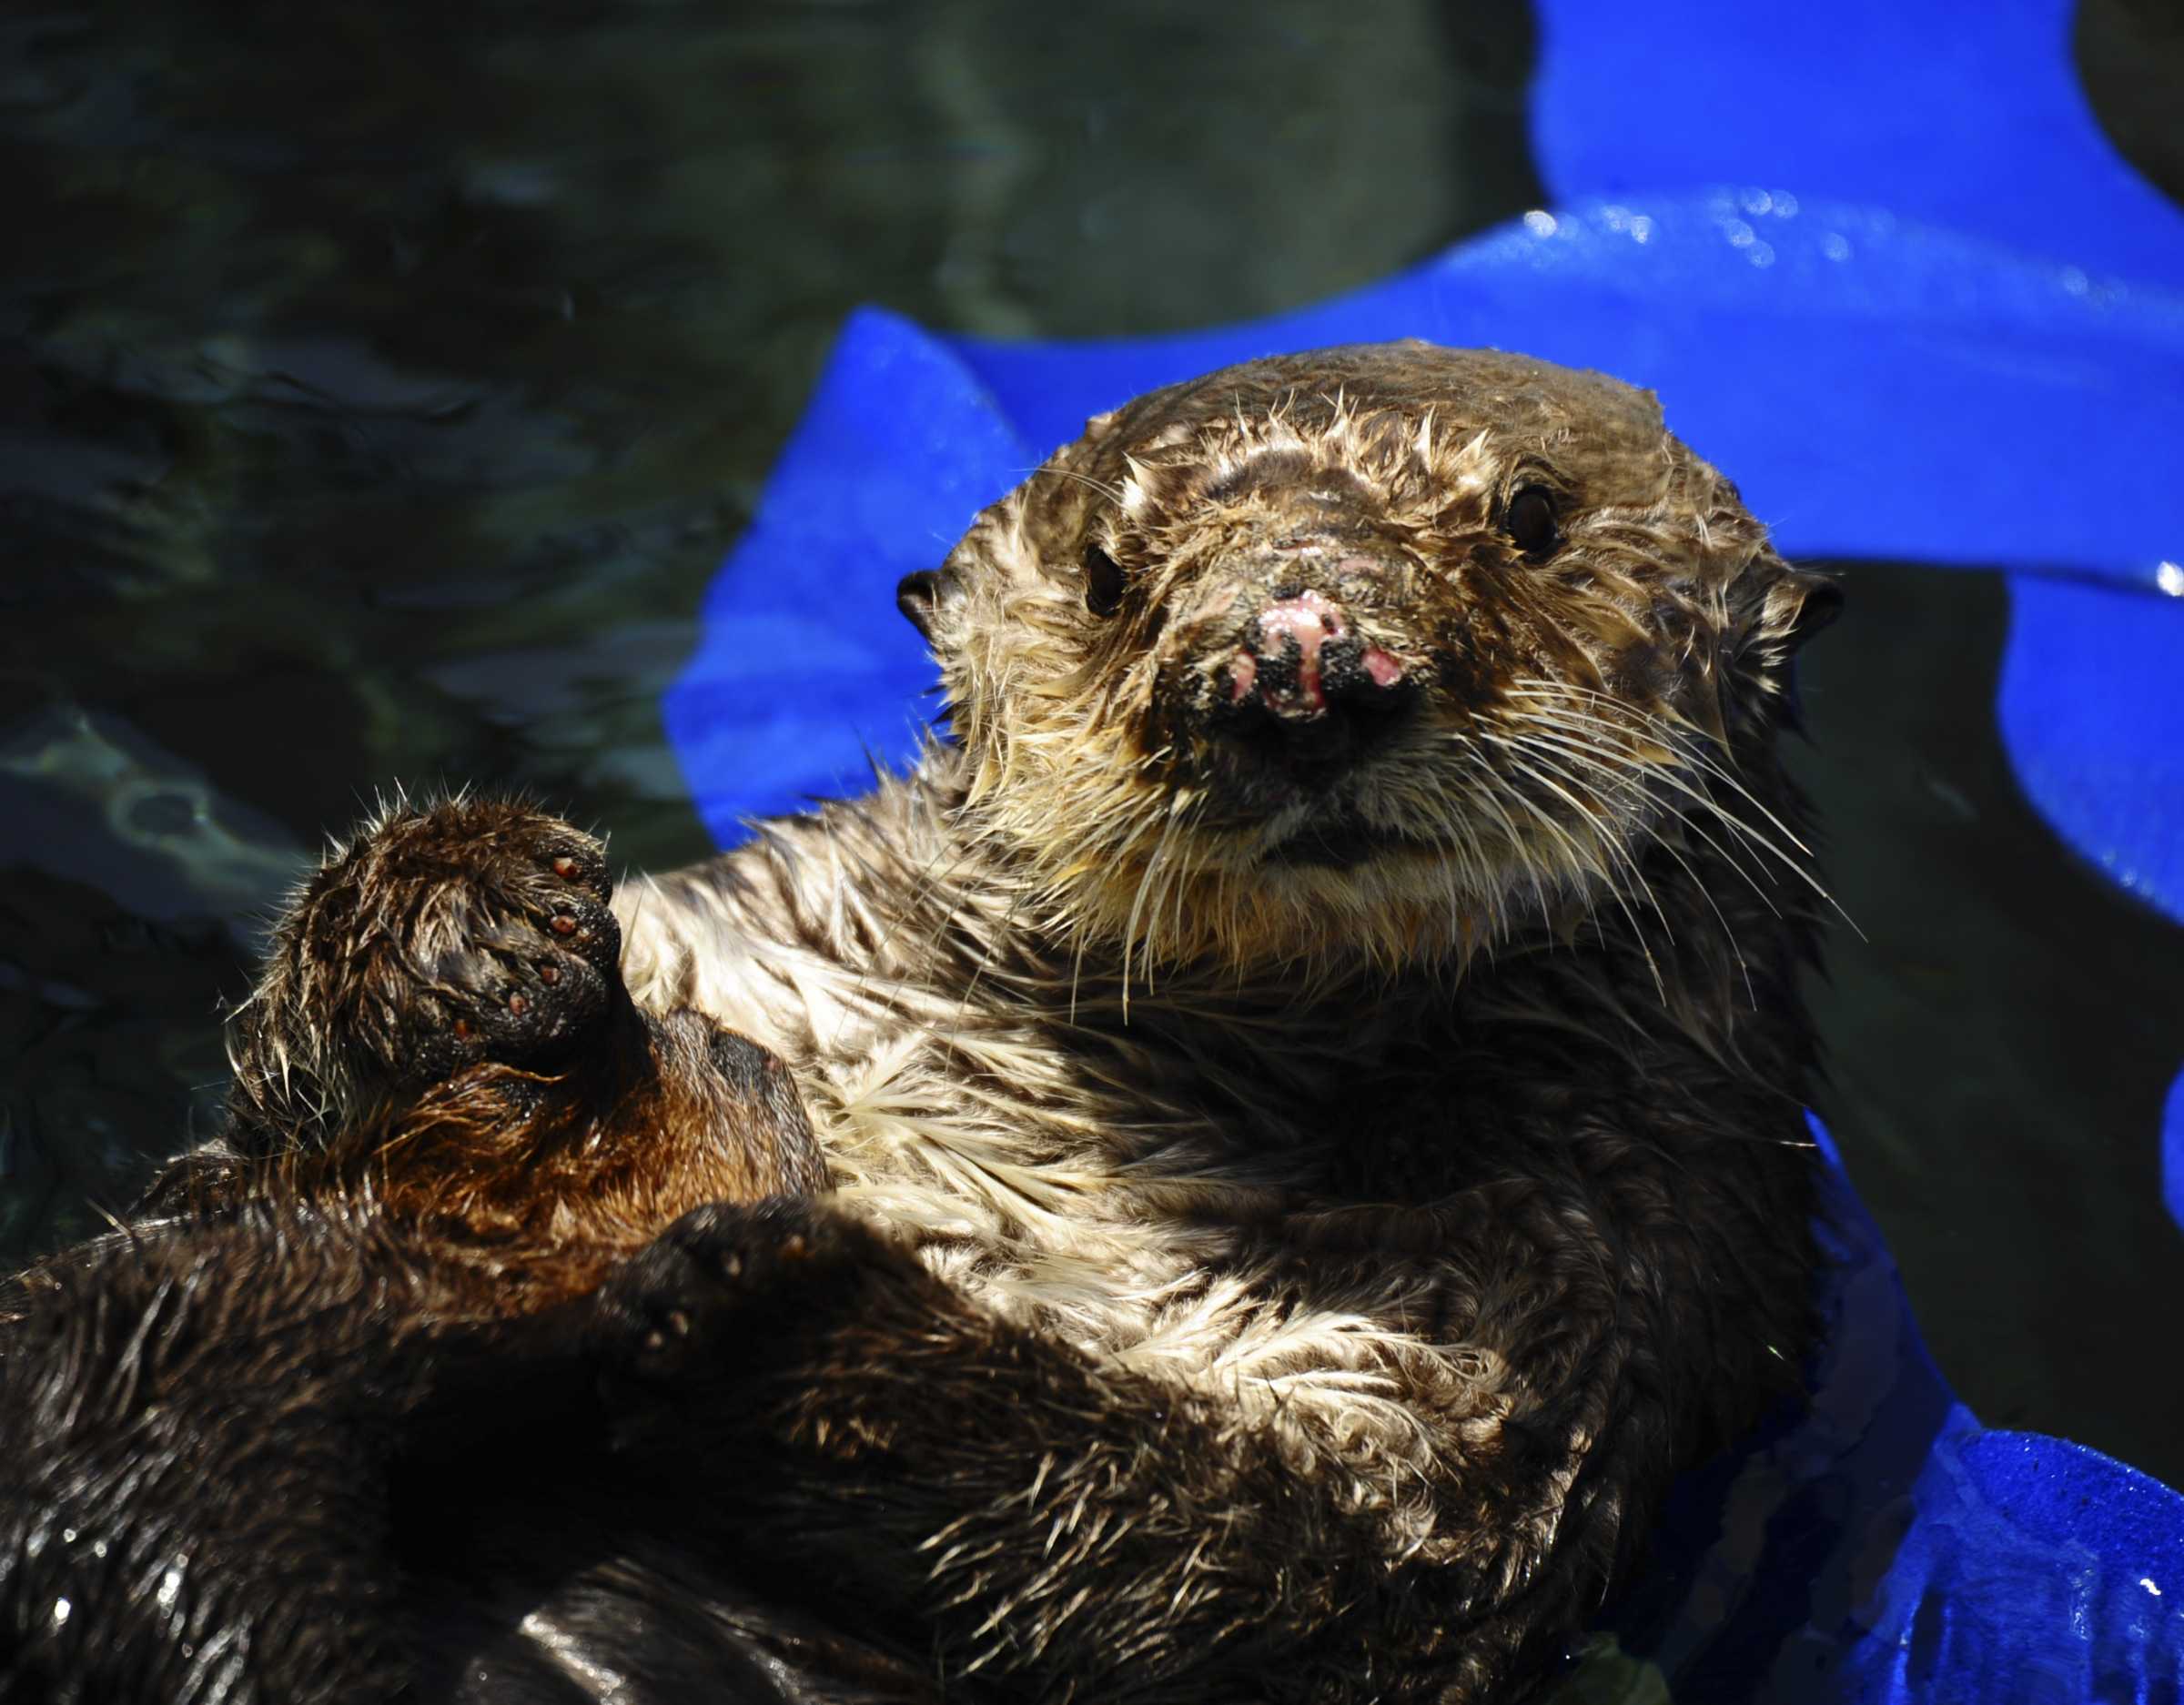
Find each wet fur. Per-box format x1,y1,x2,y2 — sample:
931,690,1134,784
2,343,1836,1702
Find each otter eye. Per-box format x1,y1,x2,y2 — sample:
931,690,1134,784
1084,543,1125,617
1503,485,1562,558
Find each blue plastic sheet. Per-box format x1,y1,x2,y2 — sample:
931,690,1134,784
2001,577,2184,927
663,0,2184,1696
1616,1119,2184,1701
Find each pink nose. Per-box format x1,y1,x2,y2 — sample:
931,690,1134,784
1252,591,1342,712
1230,590,1404,717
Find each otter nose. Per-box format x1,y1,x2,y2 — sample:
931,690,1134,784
1216,590,1410,772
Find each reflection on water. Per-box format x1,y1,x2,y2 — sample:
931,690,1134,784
0,704,306,936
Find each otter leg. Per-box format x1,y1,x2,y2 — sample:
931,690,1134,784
226,799,628,1153
586,1176,1740,1705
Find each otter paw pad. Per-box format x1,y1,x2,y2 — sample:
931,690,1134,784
344,801,626,1085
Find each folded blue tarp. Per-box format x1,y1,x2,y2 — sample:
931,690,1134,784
662,2,2184,1695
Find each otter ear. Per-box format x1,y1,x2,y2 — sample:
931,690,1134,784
1757,565,1845,654
897,565,966,650
1735,560,1842,734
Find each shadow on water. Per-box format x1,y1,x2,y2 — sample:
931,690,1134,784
3,0,2181,1523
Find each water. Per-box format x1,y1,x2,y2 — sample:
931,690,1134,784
4,0,2179,1522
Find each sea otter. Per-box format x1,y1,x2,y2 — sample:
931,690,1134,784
0,342,1839,1703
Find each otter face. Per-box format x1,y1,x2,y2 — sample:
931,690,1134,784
901,342,1837,976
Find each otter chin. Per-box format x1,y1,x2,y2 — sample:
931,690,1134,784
7,341,1839,1705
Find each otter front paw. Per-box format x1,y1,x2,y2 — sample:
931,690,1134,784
596,1199,887,1387
233,799,630,1136
375,802,623,1085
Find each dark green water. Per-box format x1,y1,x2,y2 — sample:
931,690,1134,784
5,0,2181,1521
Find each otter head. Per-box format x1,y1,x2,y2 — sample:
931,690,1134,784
899,342,1838,978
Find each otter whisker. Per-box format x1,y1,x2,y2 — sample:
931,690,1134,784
1503,688,1852,931
1492,727,1761,1008
1491,742,1677,994
1475,733,1646,892
1441,752,1561,932
1412,754,1546,939
1155,792,1213,974
1119,796,1195,1010
1477,743,1667,1000
1491,731,1650,823
1501,716,1787,931
1433,761,1513,933
1509,683,1824,864
1031,465,1129,506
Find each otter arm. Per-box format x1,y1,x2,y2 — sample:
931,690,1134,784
590,1179,1689,1705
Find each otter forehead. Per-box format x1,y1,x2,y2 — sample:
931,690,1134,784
980,345,1703,601
1100,343,1663,455
1065,343,1673,523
